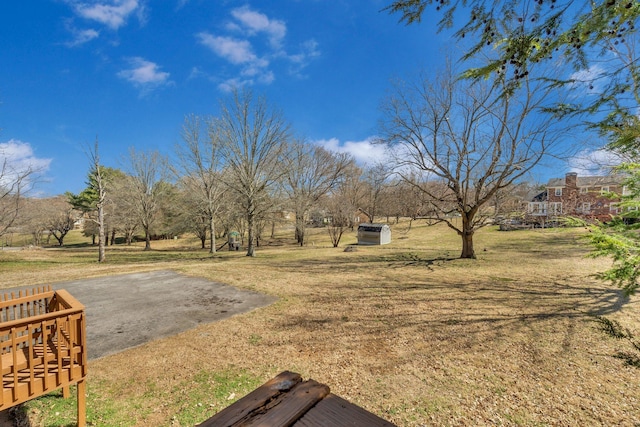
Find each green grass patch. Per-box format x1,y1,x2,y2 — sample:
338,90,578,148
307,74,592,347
21,382,137,427
171,369,263,426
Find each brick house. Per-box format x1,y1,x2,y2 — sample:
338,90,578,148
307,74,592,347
527,172,626,222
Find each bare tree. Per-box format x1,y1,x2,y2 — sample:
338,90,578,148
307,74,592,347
153,181,186,239
123,148,169,250
379,68,563,258
358,162,392,224
377,180,406,223
324,194,352,248
216,182,248,246
334,163,368,229
106,171,139,245
67,142,117,262
43,196,79,246
173,176,210,249
0,146,43,239
174,114,226,253
91,145,107,259
283,140,353,246
215,89,291,257
15,198,48,246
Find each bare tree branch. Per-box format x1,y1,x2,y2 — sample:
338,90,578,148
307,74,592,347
379,67,565,258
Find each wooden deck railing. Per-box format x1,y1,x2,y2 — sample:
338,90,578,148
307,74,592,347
0,287,87,427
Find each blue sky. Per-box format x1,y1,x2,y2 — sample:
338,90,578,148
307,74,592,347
0,1,604,197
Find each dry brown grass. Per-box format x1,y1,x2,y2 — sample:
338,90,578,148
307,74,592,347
3,222,640,426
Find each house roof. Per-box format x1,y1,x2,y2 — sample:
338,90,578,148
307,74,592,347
547,174,625,187
530,190,547,202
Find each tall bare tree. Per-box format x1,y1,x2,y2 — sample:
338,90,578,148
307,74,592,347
379,67,564,258
123,148,168,250
109,172,140,246
334,163,368,229
215,89,291,257
174,114,226,254
283,141,353,246
91,144,107,260
67,142,115,262
176,177,210,249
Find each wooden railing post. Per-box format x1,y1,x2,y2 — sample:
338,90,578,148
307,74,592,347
77,379,86,427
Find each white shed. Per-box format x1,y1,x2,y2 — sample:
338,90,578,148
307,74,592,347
357,223,391,245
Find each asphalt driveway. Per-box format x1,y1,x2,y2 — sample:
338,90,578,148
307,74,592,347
15,270,276,360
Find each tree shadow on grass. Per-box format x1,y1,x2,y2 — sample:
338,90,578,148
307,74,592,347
275,268,634,355
279,251,460,274
12,389,78,427
487,231,587,260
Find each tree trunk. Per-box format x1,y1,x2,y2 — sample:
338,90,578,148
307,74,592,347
98,205,106,262
459,218,476,259
246,211,255,257
209,215,216,254
111,229,116,245
144,226,151,251
295,214,305,246
52,232,64,246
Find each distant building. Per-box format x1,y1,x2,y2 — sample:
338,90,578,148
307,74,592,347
357,223,391,245
527,172,626,222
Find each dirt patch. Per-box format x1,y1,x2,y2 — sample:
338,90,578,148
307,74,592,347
32,270,276,360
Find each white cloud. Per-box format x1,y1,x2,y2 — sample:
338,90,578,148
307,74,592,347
315,137,387,165
197,33,260,65
218,77,250,93
291,40,320,63
0,140,51,190
117,57,171,93
188,66,205,80
71,0,142,30
568,148,626,176
196,6,319,91
65,27,100,47
288,39,320,76
569,65,605,94
230,6,286,49
197,32,271,92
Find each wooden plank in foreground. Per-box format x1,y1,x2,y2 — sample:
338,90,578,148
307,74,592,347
293,394,397,427
245,379,330,427
198,371,397,427
199,371,302,427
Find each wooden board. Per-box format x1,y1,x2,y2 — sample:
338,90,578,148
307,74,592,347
199,371,303,426
198,371,396,427
293,394,396,427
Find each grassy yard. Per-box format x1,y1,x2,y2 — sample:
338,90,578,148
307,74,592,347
1,222,639,426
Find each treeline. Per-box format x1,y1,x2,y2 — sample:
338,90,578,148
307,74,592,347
7,156,441,250
2,88,542,258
